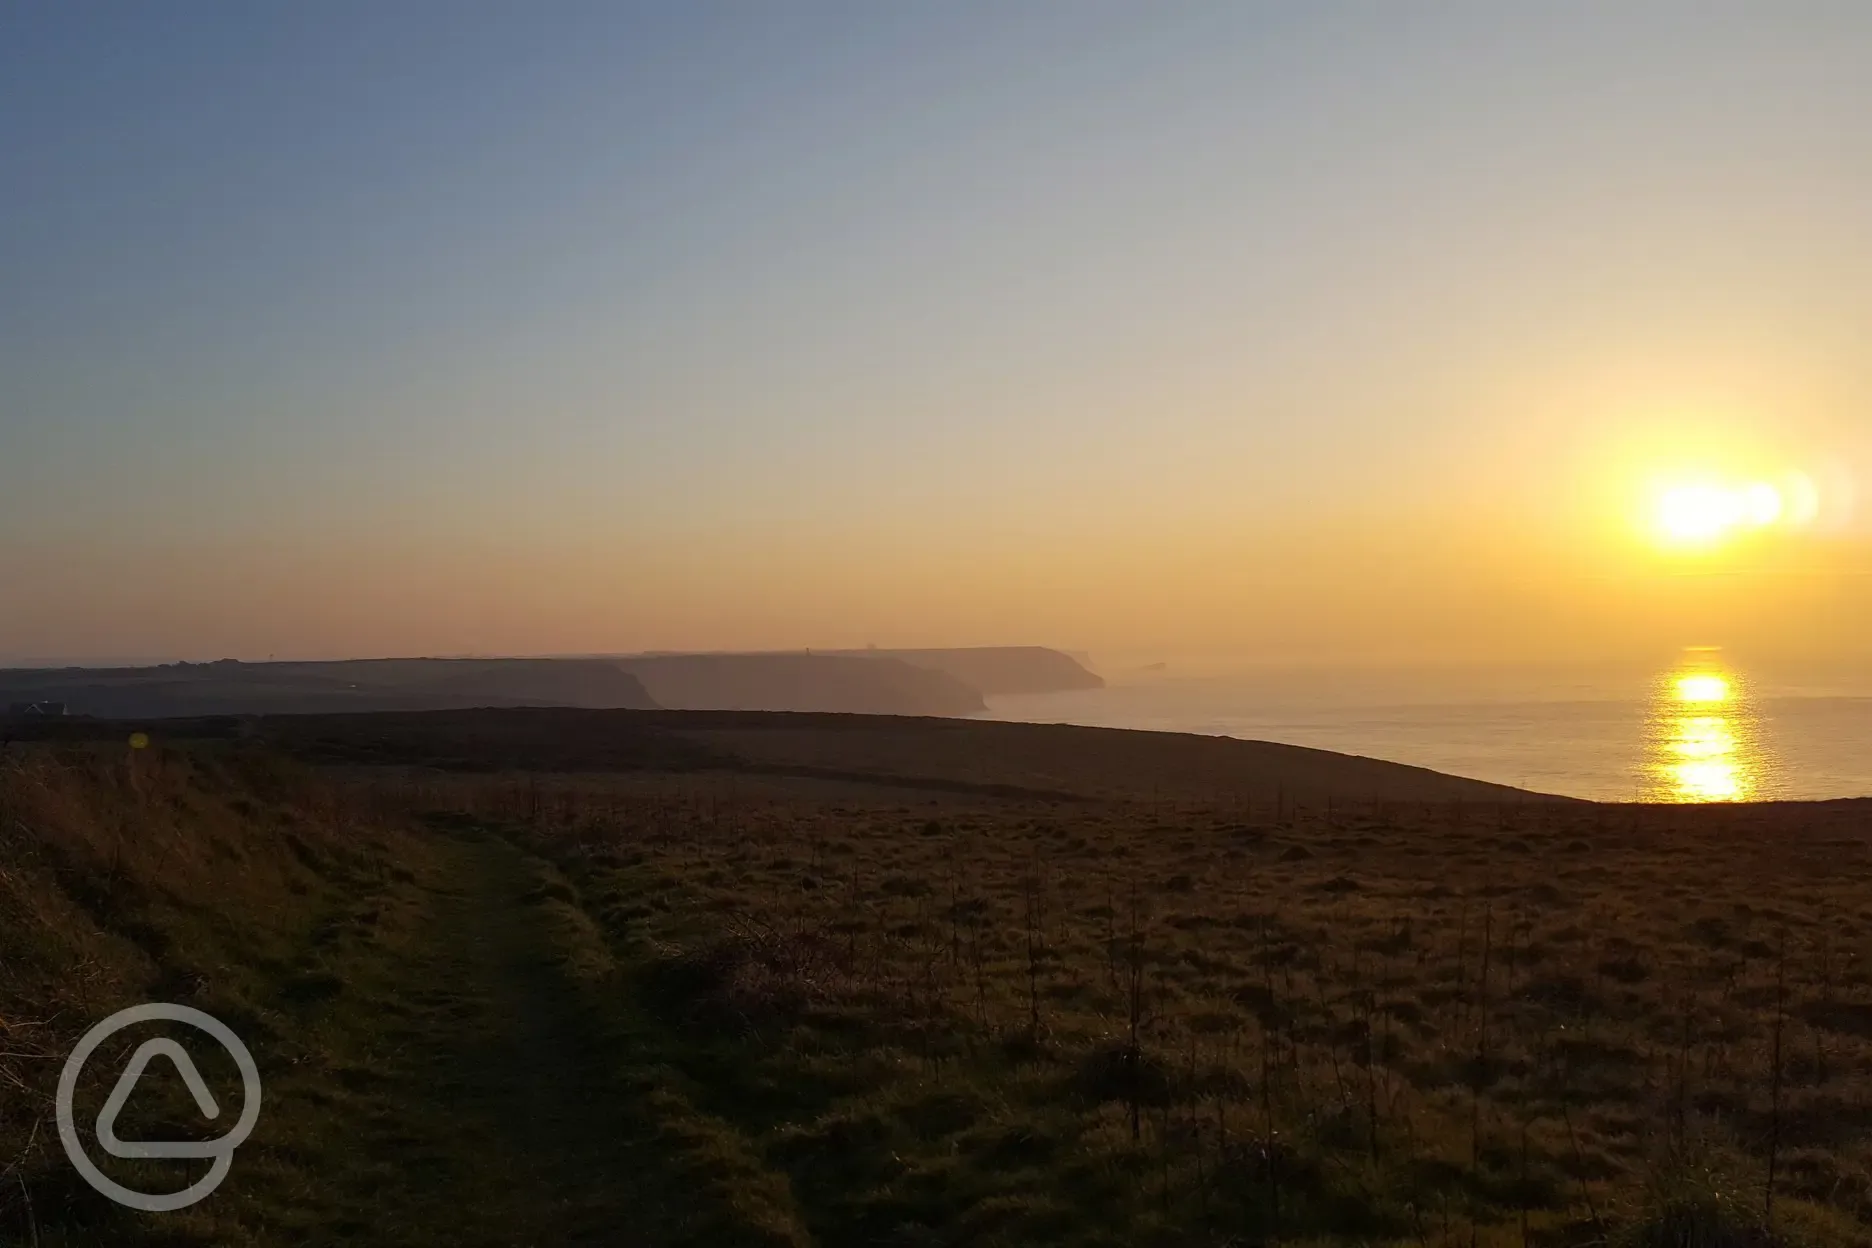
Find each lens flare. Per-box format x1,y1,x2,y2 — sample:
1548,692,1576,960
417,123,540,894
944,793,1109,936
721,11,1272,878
1785,471,1823,527
1742,482,1784,526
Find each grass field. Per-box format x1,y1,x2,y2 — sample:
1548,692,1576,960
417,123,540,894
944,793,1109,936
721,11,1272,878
3,712,1870,1245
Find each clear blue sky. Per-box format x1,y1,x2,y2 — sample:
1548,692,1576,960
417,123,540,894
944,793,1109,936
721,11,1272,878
4,3,1870,663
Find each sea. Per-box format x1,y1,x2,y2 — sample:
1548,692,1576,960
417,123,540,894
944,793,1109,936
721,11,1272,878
981,655,1872,802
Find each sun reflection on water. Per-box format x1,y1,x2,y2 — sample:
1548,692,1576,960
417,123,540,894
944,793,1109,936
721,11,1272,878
1645,656,1766,802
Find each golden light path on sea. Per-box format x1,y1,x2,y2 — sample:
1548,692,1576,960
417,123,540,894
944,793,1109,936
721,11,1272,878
1645,654,1766,802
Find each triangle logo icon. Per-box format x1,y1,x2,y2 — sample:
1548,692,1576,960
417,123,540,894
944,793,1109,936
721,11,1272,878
96,1038,225,1160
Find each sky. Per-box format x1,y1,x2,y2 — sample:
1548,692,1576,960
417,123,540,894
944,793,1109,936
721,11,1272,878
4,2,1871,670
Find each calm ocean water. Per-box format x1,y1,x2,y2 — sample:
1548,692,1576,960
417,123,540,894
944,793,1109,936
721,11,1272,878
982,659,1872,802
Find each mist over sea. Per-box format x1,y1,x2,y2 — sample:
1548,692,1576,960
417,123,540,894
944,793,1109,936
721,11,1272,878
982,660,1872,802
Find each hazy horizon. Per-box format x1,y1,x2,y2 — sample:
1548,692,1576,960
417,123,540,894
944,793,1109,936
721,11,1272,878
7,4,1872,668
7,644,1872,701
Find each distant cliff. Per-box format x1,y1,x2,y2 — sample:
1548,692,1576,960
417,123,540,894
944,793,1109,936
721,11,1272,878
827,647,1104,696
0,648,1101,723
0,658,659,718
616,653,985,716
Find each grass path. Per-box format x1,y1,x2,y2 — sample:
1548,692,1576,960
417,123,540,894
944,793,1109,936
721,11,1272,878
328,827,648,1245
168,824,804,1247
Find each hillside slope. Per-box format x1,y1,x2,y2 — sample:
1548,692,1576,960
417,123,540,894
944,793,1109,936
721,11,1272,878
5,729,1869,1246
659,711,1561,803
0,657,659,718
213,707,1552,803
0,743,802,1245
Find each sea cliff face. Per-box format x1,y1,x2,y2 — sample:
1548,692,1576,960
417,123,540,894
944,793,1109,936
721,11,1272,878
616,653,985,716
0,647,1101,723
826,647,1104,695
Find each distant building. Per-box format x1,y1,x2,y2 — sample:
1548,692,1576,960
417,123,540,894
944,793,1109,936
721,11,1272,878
5,701,68,718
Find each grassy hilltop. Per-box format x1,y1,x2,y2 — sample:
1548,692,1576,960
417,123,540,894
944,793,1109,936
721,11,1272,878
2,711,1869,1246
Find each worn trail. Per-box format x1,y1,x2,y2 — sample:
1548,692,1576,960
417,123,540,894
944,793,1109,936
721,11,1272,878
238,828,751,1248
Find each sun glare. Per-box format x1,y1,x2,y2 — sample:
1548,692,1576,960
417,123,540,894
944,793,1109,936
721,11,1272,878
1657,484,1744,544
1650,658,1762,802
1648,474,1806,550
1675,673,1730,704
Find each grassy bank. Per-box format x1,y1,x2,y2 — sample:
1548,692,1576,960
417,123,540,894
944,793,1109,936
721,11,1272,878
0,739,421,1242
0,742,796,1245
386,765,1872,1247
4,717,1870,1245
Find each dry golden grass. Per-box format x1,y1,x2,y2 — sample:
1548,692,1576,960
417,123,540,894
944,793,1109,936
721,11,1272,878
0,742,431,1245
377,763,1872,1247
4,713,1869,1246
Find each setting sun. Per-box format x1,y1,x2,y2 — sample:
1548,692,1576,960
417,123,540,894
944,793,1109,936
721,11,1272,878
1657,484,1748,545
1649,476,1803,550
